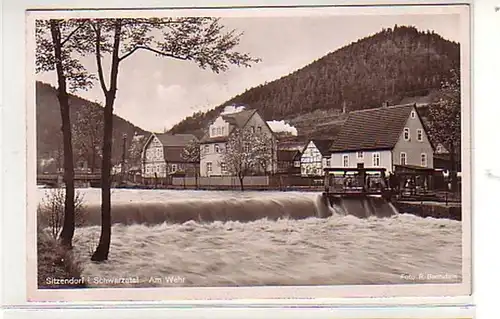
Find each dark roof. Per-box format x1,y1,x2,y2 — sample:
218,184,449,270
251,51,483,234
310,139,334,156
278,141,307,151
155,133,197,147
329,104,415,152
221,109,258,128
163,146,190,163
200,136,229,143
277,149,300,162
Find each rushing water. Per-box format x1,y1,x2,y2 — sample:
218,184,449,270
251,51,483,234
37,188,462,287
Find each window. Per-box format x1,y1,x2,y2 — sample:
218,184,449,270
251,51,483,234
204,145,209,154
357,151,364,159
403,128,410,141
217,127,221,135
400,152,407,165
215,144,220,153
342,154,349,167
411,111,416,118
250,126,255,133
220,162,227,172
171,164,177,172
257,126,262,133
206,162,212,173
417,129,423,142
372,153,380,167
326,159,331,167
211,128,216,136
146,167,150,173
221,127,225,135
421,153,427,167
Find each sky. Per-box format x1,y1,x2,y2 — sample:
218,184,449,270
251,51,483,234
35,11,463,133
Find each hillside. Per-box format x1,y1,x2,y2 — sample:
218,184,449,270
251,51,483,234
36,81,149,169
169,25,459,139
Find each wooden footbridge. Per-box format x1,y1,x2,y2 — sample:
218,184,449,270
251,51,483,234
37,173,101,187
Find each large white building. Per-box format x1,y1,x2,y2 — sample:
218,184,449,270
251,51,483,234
329,103,434,172
199,109,277,177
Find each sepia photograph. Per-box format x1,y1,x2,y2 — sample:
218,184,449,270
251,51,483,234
26,4,471,301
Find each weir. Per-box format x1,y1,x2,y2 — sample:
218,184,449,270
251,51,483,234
321,166,398,218
78,191,397,227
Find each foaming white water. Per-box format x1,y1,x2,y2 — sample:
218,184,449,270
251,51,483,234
72,213,461,287
37,188,461,287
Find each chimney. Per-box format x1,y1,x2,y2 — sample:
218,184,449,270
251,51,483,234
382,101,390,108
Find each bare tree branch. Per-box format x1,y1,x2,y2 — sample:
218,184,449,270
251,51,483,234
118,45,191,62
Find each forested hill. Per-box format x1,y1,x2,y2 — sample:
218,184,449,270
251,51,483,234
169,25,460,139
36,81,149,166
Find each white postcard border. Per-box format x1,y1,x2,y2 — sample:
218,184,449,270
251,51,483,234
2,0,486,311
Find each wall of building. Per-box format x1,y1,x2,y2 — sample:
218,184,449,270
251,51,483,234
392,107,434,168
245,112,278,173
200,142,227,177
330,150,393,172
142,135,167,177
200,112,277,177
300,141,323,176
208,116,231,138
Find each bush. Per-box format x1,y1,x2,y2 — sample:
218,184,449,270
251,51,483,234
37,188,87,239
37,230,87,289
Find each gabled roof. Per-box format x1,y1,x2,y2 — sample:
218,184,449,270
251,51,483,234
308,139,334,156
142,133,198,161
200,108,268,143
221,109,258,128
163,146,191,163
277,149,300,162
329,104,415,152
155,133,198,147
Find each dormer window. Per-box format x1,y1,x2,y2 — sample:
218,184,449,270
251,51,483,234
403,128,410,141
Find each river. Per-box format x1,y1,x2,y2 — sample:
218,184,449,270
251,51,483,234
37,188,462,287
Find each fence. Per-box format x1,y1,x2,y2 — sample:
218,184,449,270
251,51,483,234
172,176,270,187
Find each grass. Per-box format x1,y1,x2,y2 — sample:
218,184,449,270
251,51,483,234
37,229,87,289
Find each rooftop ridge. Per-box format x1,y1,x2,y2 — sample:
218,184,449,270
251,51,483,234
349,103,416,114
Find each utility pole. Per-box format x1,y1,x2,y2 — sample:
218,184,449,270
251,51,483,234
121,133,127,184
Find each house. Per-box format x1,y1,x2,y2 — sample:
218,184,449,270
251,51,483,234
277,149,302,175
141,133,199,178
433,142,461,173
329,103,434,173
300,140,334,176
199,108,277,177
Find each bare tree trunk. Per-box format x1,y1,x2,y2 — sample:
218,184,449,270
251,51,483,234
239,174,244,192
194,164,198,189
91,95,114,261
92,20,122,262
449,141,458,193
50,20,75,249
